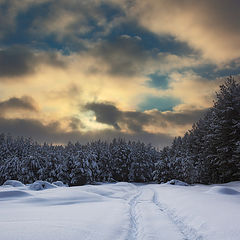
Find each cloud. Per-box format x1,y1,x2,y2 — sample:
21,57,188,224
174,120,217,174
129,0,240,63
47,83,81,100
123,111,152,132
0,0,50,38
0,97,208,147
3,0,240,65
84,101,208,134
0,118,61,141
30,0,127,43
85,101,154,132
69,117,85,130
166,71,224,110
150,109,209,126
85,102,122,130
0,46,36,77
0,46,66,79
31,1,94,40
1,1,206,82
120,34,142,41
0,96,38,115
91,37,151,77
88,37,202,79
0,116,173,148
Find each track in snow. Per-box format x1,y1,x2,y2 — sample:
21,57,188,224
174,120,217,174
151,188,204,240
126,187,142,240
126,186,204,240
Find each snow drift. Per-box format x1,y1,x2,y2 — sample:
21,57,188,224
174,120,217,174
29,181,57,191
3,180,25,187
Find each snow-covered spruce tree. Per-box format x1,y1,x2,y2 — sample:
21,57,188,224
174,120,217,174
153,146,171,183
109,138,132,182
0,156,21,183
154,137,185,183
203,77,240,182
89,140,113,182
82,143,99,183
65,142,88,186
187,116,213,184
178,132,196,184
69,157,88,186
233,141,240,174
128,141,157,182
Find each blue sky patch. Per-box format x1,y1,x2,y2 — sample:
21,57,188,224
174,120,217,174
138,96,181,112
146,73,170,89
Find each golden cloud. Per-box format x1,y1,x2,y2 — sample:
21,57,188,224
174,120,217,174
129,0,240,64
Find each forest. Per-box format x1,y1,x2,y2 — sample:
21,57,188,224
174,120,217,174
0,77,239,185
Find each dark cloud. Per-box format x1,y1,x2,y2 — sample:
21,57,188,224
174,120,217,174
0,96,38,114
85,102,154,132
0,118,61,142
92,37,151,77
123,111,152,132
84,101,208,132
0,46,66,79
0,117,172,148
85,102,122,130
84,102,137,131
0,46,36,77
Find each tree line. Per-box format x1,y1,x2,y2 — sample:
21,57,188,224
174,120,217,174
0,136,158,185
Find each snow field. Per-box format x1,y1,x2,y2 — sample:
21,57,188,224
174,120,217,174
0,181,240,240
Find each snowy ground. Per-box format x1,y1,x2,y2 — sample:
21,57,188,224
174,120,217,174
0,181,240,240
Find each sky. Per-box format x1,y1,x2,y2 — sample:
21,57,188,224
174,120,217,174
0,0,240,148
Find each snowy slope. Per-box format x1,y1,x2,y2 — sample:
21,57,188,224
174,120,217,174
0,182,240,240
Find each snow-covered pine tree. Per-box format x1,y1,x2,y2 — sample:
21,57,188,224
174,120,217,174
153,146,171,183
206,77,240,182
110,138,132,182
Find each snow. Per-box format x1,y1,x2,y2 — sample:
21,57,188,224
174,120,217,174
52,181,67,187
206,186,240,195
166,179,189,186
29,180,57,191
0,182,240,240
0,190,31,198
3,179,25,187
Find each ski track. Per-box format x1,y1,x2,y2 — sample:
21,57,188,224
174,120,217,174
126,187,142,240
151,188,204,240
126,185,205,240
